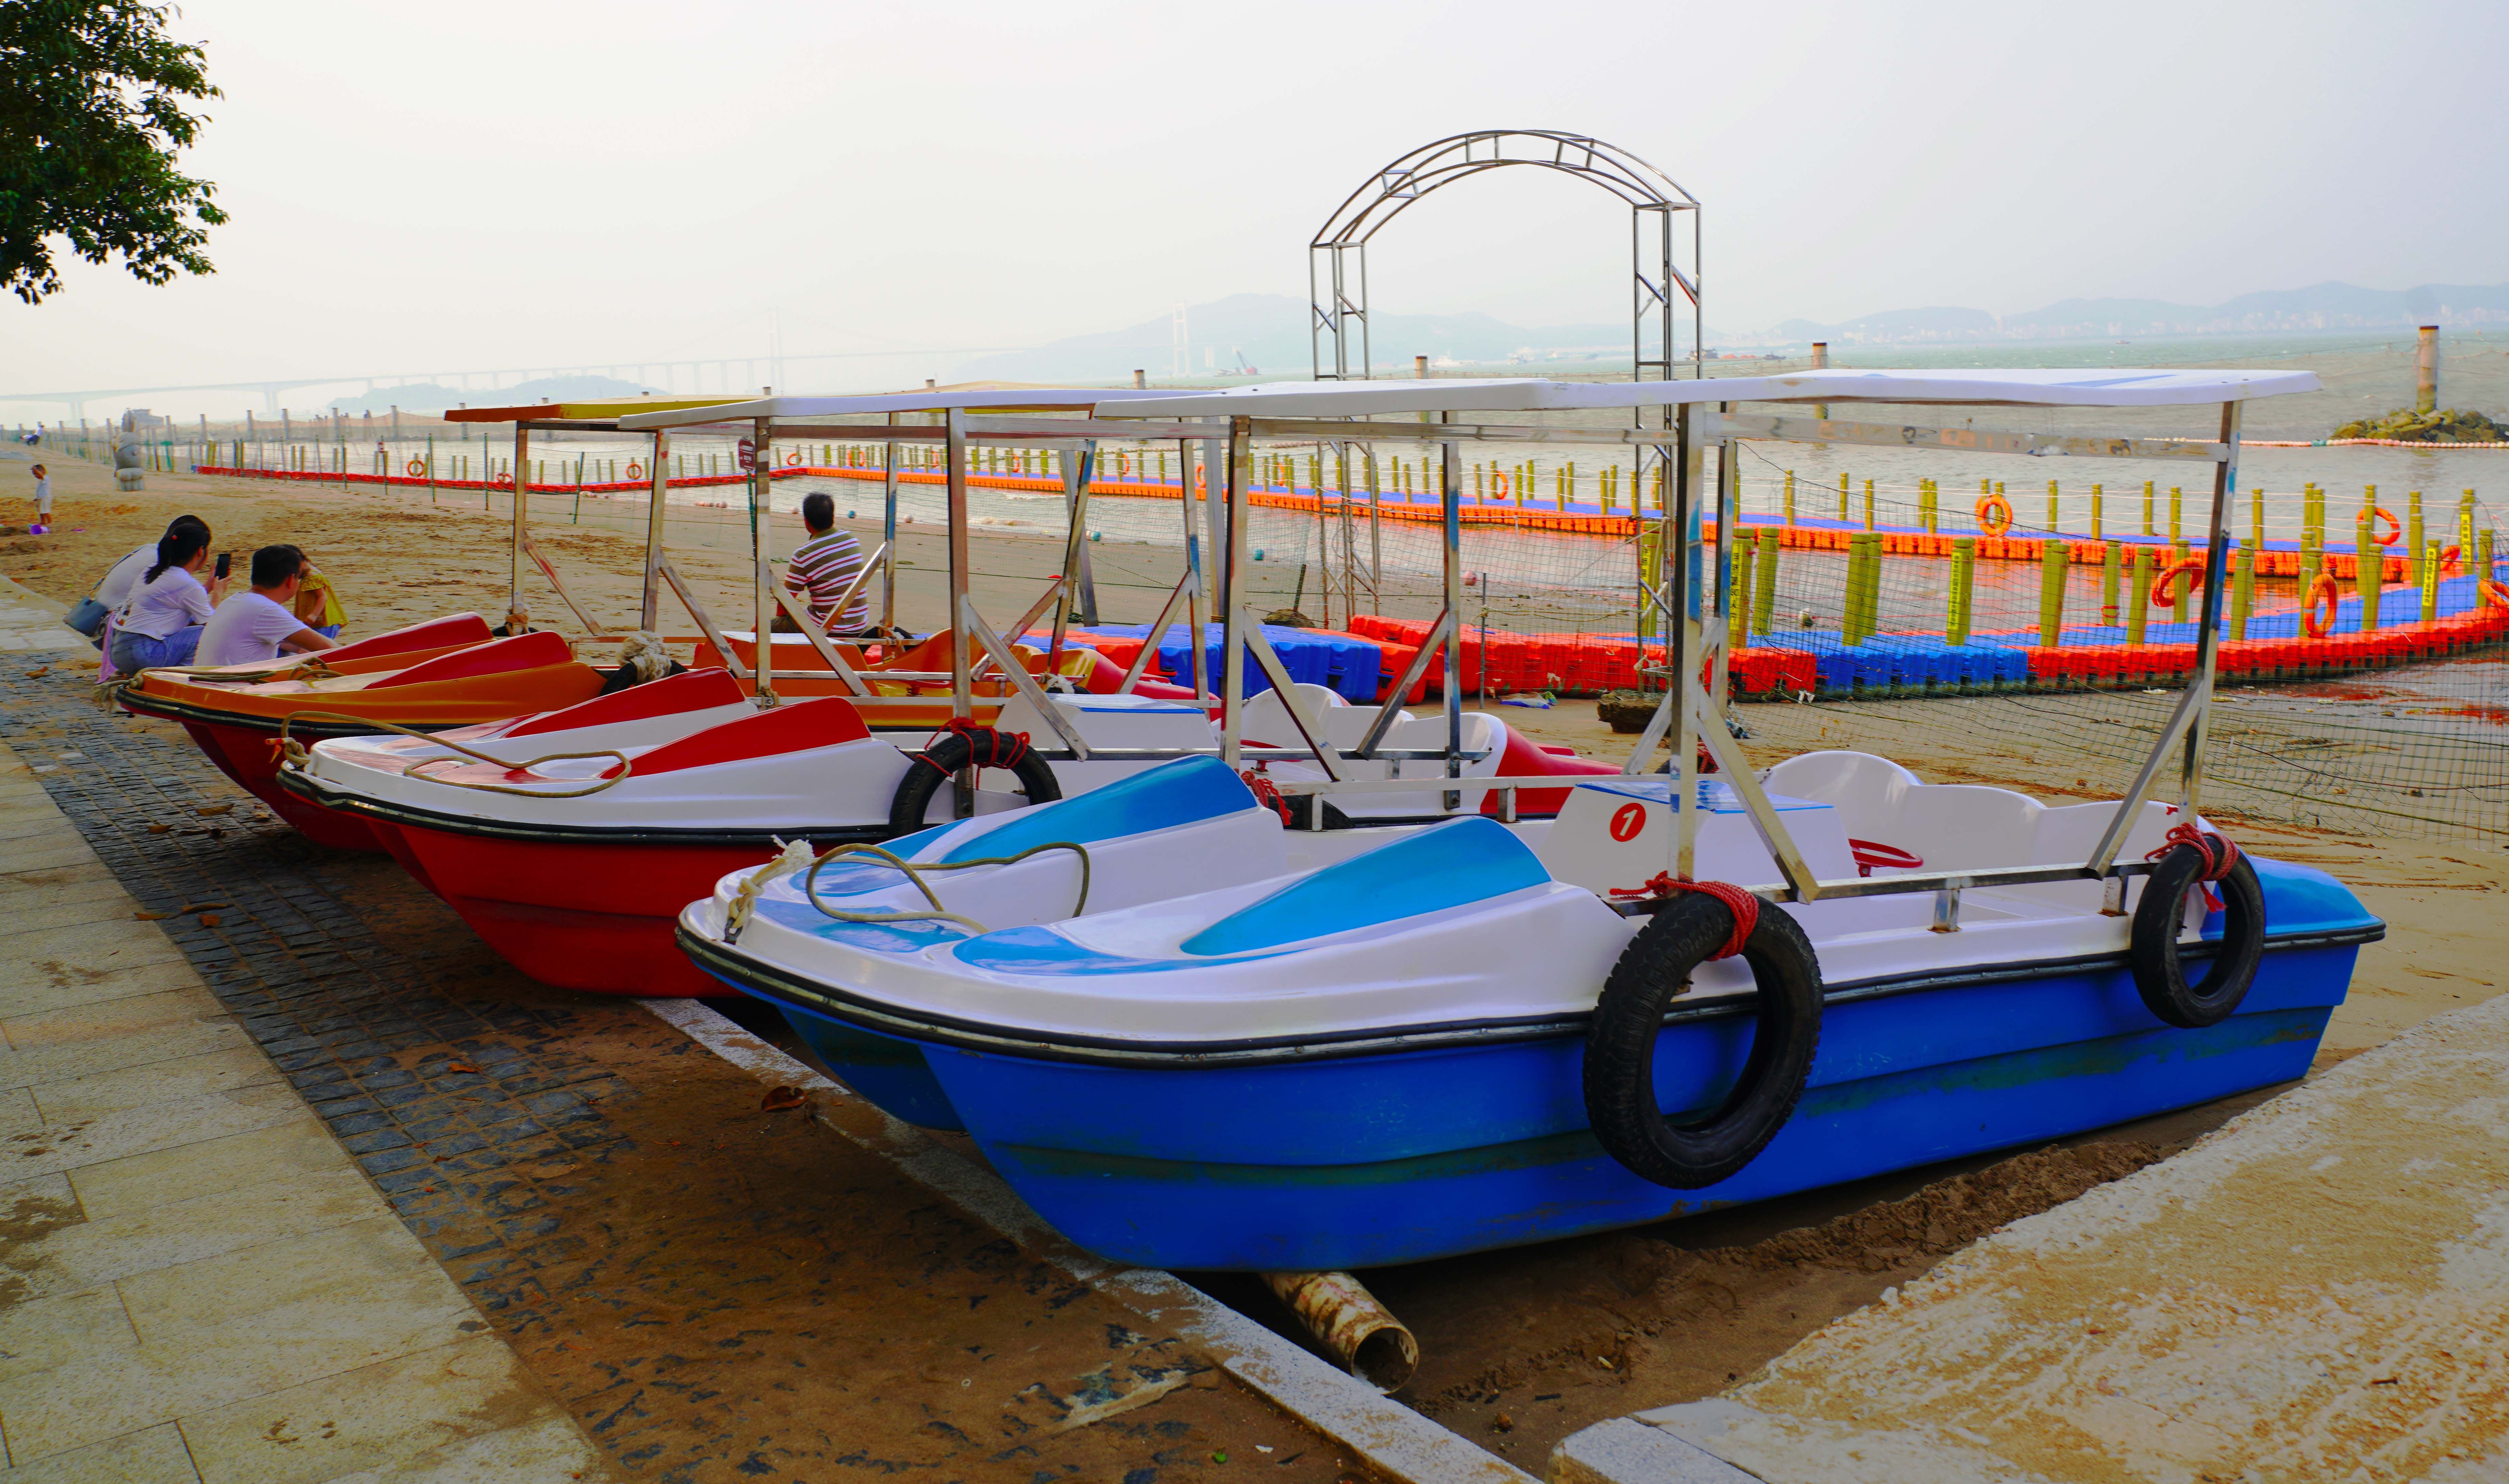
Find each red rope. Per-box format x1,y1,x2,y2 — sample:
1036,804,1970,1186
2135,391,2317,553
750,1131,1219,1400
1609,872,1759,959
1238,768,1294,826
2147,820,2240,911
919,717,1031,776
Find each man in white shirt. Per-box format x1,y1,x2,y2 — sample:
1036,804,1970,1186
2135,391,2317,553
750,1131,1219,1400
198,544,340,667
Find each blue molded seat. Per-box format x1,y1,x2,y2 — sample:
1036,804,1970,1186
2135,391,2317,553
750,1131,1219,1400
1179,816,1550,957
941,755,1257,863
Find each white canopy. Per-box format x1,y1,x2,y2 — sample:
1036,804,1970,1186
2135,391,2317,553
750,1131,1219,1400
1094,367,2322,420
618,388,1181,431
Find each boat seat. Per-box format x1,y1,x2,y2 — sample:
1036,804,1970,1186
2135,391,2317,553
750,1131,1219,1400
369,630,575,688
936,755,1262,863
1181,816,1549,956
326,612,493,664
621,697,870,777
506,667,745,736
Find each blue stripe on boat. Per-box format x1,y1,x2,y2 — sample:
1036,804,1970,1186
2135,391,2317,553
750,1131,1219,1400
952,923,1288,976
1180,815,1550,957
940,756,1256,864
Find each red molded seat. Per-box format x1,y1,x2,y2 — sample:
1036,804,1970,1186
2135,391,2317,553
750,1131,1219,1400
326,613,495,664
623,697,871,777
505,667,745,737
370,630,575,689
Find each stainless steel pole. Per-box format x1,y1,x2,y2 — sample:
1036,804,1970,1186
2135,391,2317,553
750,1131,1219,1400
639,431,668,631
946,407,971,722
882,412,901,632
2182,400,2242,813
1220,418,1250,766
751,416,777,707
1179,437,1210,701
1670,405,1700,880
1440,416,1463,801
508,424,531,630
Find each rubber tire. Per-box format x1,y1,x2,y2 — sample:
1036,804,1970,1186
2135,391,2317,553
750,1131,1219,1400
887,730,1063,836
2131,840,2265,1028
1583,894,1824,1190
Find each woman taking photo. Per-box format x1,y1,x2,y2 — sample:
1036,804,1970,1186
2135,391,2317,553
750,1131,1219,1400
110,523,227,673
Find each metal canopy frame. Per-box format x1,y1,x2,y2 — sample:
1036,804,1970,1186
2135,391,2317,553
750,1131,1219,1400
1100,376,2279,907
1627,398,2251,915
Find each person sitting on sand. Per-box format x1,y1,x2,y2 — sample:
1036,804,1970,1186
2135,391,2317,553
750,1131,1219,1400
198,544,341,667
777,491,872,636
98,515,209,614
110,523,227,672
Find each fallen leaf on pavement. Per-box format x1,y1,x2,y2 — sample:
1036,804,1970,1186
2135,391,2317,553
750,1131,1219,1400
761,1086,808,1112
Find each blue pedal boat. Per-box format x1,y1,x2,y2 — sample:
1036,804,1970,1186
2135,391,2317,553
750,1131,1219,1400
677,753,2380,1272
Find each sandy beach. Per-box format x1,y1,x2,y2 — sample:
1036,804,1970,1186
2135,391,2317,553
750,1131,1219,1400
8,452,2502,1469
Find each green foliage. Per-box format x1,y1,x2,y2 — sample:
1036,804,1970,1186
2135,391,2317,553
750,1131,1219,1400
0,0,226,304
2330,407,2509,443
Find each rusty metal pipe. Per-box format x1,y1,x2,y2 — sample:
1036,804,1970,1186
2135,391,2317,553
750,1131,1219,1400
1261,1270,1418,1393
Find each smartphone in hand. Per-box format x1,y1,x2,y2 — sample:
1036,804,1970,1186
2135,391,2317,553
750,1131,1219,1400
213,552,231,580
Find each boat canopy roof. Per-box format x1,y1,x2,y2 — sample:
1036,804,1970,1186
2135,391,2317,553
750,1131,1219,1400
1094,367,2323,419
445,397,745,425
618,388,1182,431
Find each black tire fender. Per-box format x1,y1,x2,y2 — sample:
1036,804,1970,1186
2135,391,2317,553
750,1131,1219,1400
888,729,1063,836
2131,838,2265,1028
1583,894,1824,1190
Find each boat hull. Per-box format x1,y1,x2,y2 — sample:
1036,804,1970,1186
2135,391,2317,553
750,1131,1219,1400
181,717,385,851
694,931,2362,1270
389,823,872,997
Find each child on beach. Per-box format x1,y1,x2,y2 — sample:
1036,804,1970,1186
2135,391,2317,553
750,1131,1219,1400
30,464,49,530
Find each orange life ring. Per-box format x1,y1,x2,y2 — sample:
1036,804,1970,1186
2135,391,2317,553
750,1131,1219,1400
2481,578,2509,610
784,450,802,467
1194,466,1207,496
2439,544,2461,573
1975,493,2013,537
1490,471,1511,502
2303,573,2342,637
404,458,426,477
2369,507,2402,547
2147,557,2207,608
625,461,644,480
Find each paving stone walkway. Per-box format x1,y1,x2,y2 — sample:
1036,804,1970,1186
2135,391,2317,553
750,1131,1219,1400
0,586,1376,1483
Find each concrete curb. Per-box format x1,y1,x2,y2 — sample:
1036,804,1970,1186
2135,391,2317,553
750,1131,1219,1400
640,996,1538,1484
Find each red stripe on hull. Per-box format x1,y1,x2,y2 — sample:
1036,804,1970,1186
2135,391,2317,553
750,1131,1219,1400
180,721,383,852
391,826,769,997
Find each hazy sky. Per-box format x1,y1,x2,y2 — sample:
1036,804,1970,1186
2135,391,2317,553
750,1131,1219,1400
8,0,2505,411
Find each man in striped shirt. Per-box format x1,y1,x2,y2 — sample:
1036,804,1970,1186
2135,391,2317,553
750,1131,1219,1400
780,492,871,634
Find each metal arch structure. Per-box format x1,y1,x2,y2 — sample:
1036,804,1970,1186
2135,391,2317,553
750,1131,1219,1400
1307,130,1702,386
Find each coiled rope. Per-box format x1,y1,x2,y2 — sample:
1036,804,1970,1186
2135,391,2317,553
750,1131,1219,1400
273,710,632,799
1608,872,1760,959
721,837,1092,944
917,716,1031,775
2146,819,2241,912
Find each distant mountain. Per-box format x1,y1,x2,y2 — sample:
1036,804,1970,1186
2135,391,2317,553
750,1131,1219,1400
1763,281,2509,346
1767,306,1997,345
949,294,1638,382
327,373,657,415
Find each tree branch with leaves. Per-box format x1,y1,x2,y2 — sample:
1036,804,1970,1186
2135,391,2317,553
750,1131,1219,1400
0,0,228,304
